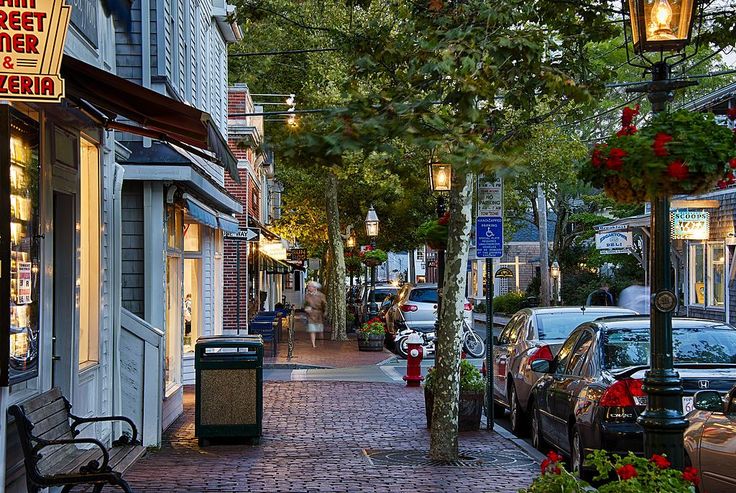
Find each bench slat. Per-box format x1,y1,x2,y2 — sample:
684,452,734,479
39,447,100,477
32,409,72,440
20,389,63,415
25,398,67,425
111,446,146,473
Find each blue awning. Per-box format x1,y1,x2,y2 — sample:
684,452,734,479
218,213,240,234
184,194,218,229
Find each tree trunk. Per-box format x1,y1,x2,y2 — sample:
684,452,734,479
537,184,550,306
325,170,348,340
429,171,474,462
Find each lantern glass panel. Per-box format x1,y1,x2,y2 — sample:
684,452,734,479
366,221,379,238
629,0,695,53
430,163,452,192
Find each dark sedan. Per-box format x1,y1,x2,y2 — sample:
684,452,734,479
528,316,736,476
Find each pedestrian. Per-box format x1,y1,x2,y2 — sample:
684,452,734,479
305,281,327,348
588,282,615,306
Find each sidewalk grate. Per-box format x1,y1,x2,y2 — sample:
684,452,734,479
362,449,537,469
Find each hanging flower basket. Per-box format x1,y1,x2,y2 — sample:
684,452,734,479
581,106,736,204
360,247,388,267
344,253,363,273
417,212,449,250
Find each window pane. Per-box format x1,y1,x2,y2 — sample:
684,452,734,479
709,244,725,307
409,288,438,303
691,244,705,304
184,223,200,252
79,139,100,367
183,259,201,352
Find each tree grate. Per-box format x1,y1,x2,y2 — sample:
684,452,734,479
361,449,536,469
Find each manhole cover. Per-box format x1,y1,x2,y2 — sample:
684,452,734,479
362,449,536,468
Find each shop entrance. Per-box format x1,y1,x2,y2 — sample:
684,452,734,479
52,191,75,398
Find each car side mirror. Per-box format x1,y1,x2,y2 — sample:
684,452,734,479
530,359,551,374
694,390,724,413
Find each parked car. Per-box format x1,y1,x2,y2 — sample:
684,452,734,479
528,316,736,477
684,384,736,492
492,306,636,436
357,283,399,325
384,283,473,335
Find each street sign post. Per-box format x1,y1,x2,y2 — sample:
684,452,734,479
225,227,260,242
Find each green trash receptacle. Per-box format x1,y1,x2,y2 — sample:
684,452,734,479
195,335,264,446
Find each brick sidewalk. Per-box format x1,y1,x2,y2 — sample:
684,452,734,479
123,383,539,493
264,313,392,369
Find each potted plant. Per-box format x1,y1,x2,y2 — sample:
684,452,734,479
581,106,736,204
360,246,388,267
356,317,386,351
424,359,485,431
416,212,449,250
520,450,699,493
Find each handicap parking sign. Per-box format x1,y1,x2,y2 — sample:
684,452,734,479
476,216,503,258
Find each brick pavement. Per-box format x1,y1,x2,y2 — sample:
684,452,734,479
264,313,392,369
123,383,539,493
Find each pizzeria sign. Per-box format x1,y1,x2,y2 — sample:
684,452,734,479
0,0,71,102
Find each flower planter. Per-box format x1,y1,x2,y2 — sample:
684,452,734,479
362,259,383,268
357,332,385,351
426,241,446,251
424,387,484,432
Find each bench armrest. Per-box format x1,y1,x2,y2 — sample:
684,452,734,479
33,437,110,473
70,414,139,445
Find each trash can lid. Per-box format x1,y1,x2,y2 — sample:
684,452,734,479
195,334,264,348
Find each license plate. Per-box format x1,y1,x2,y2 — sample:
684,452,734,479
633,396,694,413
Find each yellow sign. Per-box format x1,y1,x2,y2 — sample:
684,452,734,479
0,0,71,103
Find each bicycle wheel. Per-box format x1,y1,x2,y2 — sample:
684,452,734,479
463,330,486,358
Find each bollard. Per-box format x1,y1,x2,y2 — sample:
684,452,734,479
403,333,424,387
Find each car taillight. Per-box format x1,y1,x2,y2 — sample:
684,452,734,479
401,304,418,312
528,345,554,365
600,378,645,407
464,302,473,311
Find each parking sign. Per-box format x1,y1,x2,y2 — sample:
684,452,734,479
476,216,503,259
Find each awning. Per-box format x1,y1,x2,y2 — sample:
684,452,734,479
61,55,239,183
218,212,240,234
184,194,218,229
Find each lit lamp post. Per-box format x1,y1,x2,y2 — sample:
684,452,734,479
623,0,700,469
550,260,560,307
365,205,380,318
346,229,357,323
429,161,451,330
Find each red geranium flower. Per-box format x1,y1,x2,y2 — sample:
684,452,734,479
719,180,728,189
650,454,671,469
546,450,562,463
540,451,563,475
606,148,626,170
622,104,640,127
616,464,638,480
438,211,450,226
728,108,736,121
667,160,689,180
728,172,736,185
683,466,700,485
730,158,736,169
652,133,673,157
591,145,607,168
616,125,638,137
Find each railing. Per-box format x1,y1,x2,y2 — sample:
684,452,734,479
119,308,164,446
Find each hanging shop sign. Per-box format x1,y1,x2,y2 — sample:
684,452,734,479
671,211,710,240
287,248,307,262
495,267,514,279
0,0,72,103
595,231,633,250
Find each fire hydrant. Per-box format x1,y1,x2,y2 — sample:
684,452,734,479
403,332,424,387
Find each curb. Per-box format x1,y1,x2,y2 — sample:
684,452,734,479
263,363,330,370
492,423,546,463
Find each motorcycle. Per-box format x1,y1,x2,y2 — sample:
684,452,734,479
393,319,485,359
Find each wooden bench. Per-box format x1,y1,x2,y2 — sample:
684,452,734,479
8,388,146,493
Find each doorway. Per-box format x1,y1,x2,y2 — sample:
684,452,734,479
52,191,75,397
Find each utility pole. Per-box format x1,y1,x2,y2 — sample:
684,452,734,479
537,184,550,306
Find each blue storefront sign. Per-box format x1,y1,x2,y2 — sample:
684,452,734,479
476,216,503,259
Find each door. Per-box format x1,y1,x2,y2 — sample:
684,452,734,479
699,389,736,492
165,255,182,390
542,331,581,446
52,191,75,397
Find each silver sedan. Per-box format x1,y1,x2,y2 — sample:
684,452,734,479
492,306,636,436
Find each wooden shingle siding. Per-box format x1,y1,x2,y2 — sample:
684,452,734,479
122,182,145,318
115,2,143,84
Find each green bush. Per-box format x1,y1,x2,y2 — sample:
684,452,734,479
493,292,526,315
424,359,485,393
473,301,486,313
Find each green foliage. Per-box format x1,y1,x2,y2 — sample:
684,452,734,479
493,292,526,315
424,359,485,393
344,253,363,273
582,109,736,203
360,248,388,265
473,301,486,314
520,450,698,493
416,217,448,249
357,317,385,336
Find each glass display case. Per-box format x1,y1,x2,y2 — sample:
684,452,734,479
1,107,40,386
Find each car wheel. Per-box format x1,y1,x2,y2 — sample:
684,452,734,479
529,400,547,452
509,384,527,437
395,337,409,358
492,399,506,417
571,428,592,482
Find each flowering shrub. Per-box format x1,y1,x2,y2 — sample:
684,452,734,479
582,106,736,203
357,317,385,336
519,450,698,493
360,246,388,266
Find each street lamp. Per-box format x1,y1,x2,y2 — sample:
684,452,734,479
622,0,700,469
429,161,451,330
365,205,380,318
429,161,453,192
346,230,357,248
550,261,560,306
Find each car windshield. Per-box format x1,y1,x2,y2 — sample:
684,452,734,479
409,288,438,303
369,289,396,302
604,326,736,369
536,311,628,340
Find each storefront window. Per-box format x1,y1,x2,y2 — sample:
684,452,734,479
689,242,725,308
79,138,100,368
6,109,40,385
183,259,201,352
167,206,183,250
184,223,200,252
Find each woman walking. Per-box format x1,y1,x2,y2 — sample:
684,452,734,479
305,281,327,348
